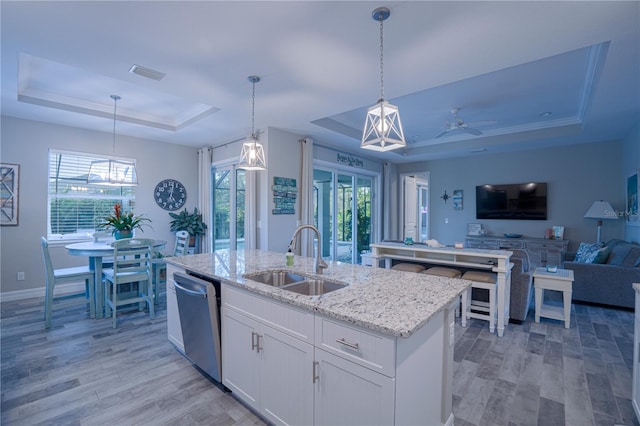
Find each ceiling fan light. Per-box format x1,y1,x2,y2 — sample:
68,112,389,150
361,100,406,152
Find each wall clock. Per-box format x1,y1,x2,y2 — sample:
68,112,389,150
154,179,187,211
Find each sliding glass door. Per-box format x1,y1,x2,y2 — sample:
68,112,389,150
212,166,245,251
314,167,376,264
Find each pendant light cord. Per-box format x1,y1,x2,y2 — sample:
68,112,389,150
111,95,121,157
379,16,384,101
251,80,256,138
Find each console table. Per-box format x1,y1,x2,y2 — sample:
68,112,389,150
465,236,569,268
366,242,513,337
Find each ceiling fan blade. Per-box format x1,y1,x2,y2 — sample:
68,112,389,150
434,129,450,138
465,120,497,127
460,127,482,136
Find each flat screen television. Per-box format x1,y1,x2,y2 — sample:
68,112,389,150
476,182,547,220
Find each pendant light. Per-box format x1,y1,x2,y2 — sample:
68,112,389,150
87,95,138,186
238,76,267,170
361,7,406,152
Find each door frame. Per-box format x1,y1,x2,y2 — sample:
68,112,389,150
314,160,381,264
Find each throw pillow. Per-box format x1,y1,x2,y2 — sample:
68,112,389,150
608,244,632,265
574,242,602,263
589,246,611,264
622,246,640,267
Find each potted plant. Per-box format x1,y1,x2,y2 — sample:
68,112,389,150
96,203,152,239
169,207,208,252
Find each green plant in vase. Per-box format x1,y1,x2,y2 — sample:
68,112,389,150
96,203,152,239
169,207,207,252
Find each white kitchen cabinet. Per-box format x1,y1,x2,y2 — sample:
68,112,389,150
260,324,314,425
221,283,457,426
166,263,185,353
632,283,640,422
221,306,260,411
314,348,395,426
222,285,315,426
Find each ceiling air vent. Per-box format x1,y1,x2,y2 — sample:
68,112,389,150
128,64,166,81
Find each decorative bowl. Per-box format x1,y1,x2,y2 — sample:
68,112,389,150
503,233,523,238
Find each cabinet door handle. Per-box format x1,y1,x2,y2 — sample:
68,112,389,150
312,361,319,383
256,334,263,353
251,331,258,351
336,338,359,350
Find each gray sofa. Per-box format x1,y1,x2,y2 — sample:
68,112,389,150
562,239,640,309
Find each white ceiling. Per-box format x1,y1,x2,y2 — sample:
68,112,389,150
2,1,639,163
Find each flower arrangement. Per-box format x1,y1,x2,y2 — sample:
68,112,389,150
96,203,152,237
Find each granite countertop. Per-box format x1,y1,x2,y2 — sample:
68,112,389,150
167,249,470,338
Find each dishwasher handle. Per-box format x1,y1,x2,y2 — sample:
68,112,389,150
173,274,208,299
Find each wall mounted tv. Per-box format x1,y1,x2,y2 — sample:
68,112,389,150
476,182,547,220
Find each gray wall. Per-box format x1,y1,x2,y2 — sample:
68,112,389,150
0,116,199,296
399,141,625,251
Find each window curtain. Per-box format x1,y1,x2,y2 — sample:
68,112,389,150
299,138,314,256
198,147,213,253
383,161,400,241
245,170,257,250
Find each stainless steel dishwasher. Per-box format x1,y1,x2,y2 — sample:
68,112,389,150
173,272,222,382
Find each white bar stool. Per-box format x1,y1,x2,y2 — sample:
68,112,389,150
461,271,498,333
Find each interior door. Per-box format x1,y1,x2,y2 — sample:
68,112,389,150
403,176,417,240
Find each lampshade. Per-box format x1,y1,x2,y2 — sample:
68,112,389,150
361,7,406,152
238,76,267,171
584,200,618,244
584,201,617,220
88,95,138,186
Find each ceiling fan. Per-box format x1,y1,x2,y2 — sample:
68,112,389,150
435,108,495,138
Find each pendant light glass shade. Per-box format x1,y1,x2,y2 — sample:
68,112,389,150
87,95,138,186
238,137,267,170
361,7,406,152
238,76,267,171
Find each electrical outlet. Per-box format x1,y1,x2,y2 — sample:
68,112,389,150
17,272,25,281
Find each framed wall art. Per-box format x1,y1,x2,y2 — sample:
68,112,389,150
453,189,463,210
1,163,19,226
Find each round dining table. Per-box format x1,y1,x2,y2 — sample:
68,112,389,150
66,240,167,318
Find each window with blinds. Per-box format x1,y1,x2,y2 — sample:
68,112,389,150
48,150,136,240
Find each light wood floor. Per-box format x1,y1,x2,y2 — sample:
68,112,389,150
1,290,637,425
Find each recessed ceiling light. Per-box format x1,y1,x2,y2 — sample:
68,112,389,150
539,111,552,117
129,64,166,81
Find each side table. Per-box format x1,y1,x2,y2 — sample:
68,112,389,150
533,267,574,328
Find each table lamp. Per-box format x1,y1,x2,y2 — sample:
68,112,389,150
584,200,618,244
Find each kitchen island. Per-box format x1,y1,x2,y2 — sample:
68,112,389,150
166,249,470,426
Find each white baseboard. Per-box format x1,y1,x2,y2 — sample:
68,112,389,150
0,282,86,303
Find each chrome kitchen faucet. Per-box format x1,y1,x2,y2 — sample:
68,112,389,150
288,225,328,275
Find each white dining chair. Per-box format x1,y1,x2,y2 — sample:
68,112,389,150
41,237,95,328
152,230,190,301
103,238,154,328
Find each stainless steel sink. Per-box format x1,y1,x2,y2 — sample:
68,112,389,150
281,278,348,296
243,270,307,287
243,270,348,295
